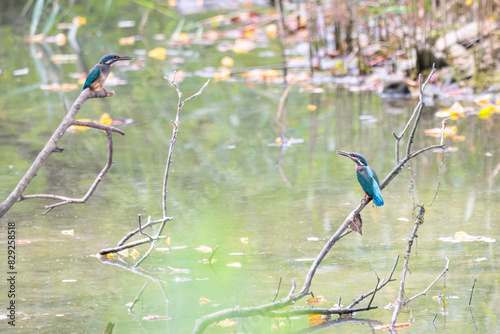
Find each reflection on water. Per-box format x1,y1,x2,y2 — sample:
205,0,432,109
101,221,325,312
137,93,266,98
1,8,500,334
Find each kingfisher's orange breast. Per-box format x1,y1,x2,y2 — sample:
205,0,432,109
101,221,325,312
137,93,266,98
89,72,107,91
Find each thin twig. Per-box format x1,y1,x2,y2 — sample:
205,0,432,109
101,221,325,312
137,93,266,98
72,120,125,135
405,258,449,303
138,215,153,240
117,217,173,246
99,235,166,255
273,277,283,303
469,277,477,306
129,282,149,312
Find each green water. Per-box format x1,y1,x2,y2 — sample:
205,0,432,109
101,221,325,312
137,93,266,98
1,3,499,334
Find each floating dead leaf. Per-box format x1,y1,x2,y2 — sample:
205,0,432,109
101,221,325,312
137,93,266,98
240,237,248,244
61,229,74,235
119,36,137,46
452,135,466,142
106,253,117,259
143,315,171,321
130,249,140,259
40,83,79,92
227,262,242,268
166,236,171,245
196,245,213,253
233,38,255,54
168,70,184,83
202,258,217,264
375,322,411,330
308,313,330,326
15,240,31,244
118,249,129,257
437,231,496,243
73,16,87,27
199,297,211,305
349,213,362,235
214,68,231,82
168,266,190,274
218,319,237,327
148,47,167,60
307,104,317,112
424,126,457,138
306,295,327,306
172,32,190,44
221,56,234,67
448,102,466,119
52,54,78,64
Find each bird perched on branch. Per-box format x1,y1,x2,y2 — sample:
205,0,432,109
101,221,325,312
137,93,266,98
82,53,133,93
337,150,384,206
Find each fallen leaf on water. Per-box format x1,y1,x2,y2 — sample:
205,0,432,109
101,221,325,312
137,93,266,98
52,54,78,64
196,245,213,253
119,36,137,46
199,297,211,305
15,240,31,244
214,68,231,82
202,258,217,264
424,126,457,138
168,70,184,83
375,322,411,330
265,24,277,38
227,262,242,268
73,16,87,27
106,253,117,259
478,106,494,119
143,315,171,321
307,104,317,111
61,229,74,235
40,83,79,92
221,56,234,67
218,319,237,327
130,249,140,259
148,47,167,60
306,295,327,306
240,237,248,244
437,231,496,243
308,313,330,326
452,135,466,142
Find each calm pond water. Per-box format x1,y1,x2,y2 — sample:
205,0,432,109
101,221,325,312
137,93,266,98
0,3,499,334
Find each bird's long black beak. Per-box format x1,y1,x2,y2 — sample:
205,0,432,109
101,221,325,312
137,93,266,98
117,55,133,61
337,150,351,158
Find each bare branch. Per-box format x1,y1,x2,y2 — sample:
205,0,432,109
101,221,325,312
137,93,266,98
117,217,173,246
405,258,450,304
0,89,113,217
99,235,166,255
20,130,117,214
72,120,125,135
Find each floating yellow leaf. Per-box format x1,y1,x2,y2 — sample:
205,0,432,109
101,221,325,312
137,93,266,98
221,56,234,67
106,253,117,259
40,83,79,92
199,297,211,305
99,113,113,126
61,229,74,235
448,102,465,119
148,47,167,60
227,262,242,267
308,313,330,326
452,135,466,142
454,231,469,239
130,249,140,259
240,237,248,244
424,126,457,138
307,104,317,112
306,295,327,306
218,319,237,327
478,106,493,119
196,245,213,253
73,16,87,27
233,38,255,54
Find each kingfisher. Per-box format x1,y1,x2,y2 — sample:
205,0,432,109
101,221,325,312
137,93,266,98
82,54,133,93
337,150,384,206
